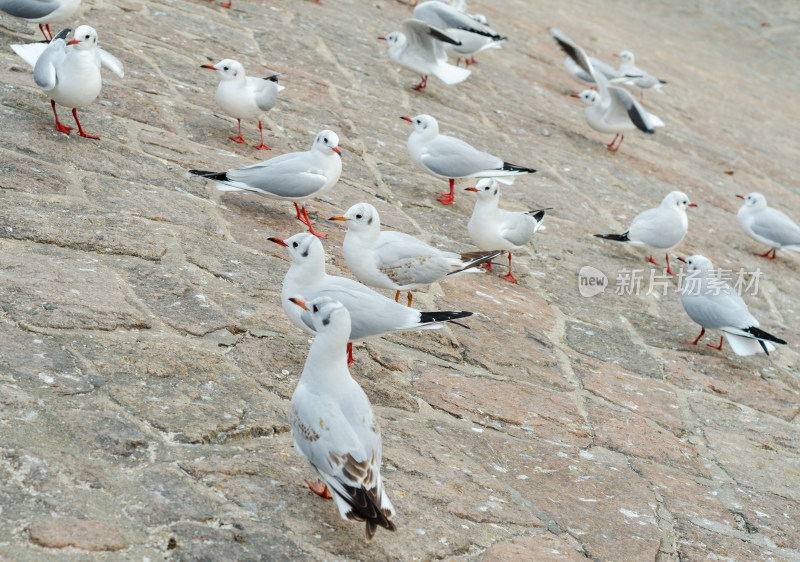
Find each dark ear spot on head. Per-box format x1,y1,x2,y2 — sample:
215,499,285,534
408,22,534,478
493,188,498,196
322,317,330,326
301,250,309,258
367,216,373,225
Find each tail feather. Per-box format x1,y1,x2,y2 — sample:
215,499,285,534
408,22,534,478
502,162,536,174
743,326,787,346
418,310,473,325
336,484,396,540
433,62,471,85
451,250,504,274
595,232,630,242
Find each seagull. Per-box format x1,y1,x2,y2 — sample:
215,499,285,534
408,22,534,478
736,192,800,260
378,19,471,90
288,296,397,539
0,0,81,39
549,27,664,152
563,53,626,85
402,114,536,205
465,179,546,283
200,58,283,150
268,233,473,365
615,51,667,94
11,26,124,139
330,202,502,305
594,191,696,276
413,1,506,67
189,130,342,238
678,255,787,355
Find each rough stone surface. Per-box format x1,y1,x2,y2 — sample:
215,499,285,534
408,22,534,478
0,0,799,559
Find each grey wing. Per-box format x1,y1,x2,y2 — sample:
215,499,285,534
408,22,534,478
498,211,536,247
591,57,625,81
606,86,658,133
682,284,758,330
751,209,800,246
628,208,683,248
97,47,124,78
227,154,327,198
550,28,596,82
251,77,279,112
0,0,59,18
414,1,500,39
375,233,456,285
402,18,462,56
420,135,502,177
32,38,67,90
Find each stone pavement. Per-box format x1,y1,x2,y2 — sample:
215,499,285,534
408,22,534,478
1,0,799,559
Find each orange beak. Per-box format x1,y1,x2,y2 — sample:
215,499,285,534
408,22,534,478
329,215,349,221
570,93,581,98
201,64,216,70
67,38,79,45
464,186,478,192
332,146,341,154
289,298,309,311
268,237,287,247
400,116,413,122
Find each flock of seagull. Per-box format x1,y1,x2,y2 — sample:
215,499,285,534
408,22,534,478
2,0,800,541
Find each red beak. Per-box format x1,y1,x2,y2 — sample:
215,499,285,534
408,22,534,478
570,93,581,98
67,38,79,45
200,64,216,70
331,146,341,154
612,53,619,57
464,187,478,192
677,257,687,263
688,203,697,207
378,36,386,40
268,237,288,247
400,116,413,122
736,194,745,199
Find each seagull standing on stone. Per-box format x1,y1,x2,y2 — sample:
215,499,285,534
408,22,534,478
289,296,397,539
594,191,695,275
11,26,124,139
550,27,664,152
465,179,546,283
678,255,787,355
189,130,341,238
402,114,536,205
379,19,470,90
330,202,502,305
413,1,506,67
201,58,283,150
736,192,800,260
268,233,473,365
0,0,81,39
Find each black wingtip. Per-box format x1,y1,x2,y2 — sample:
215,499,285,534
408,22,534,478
50,28,71,43
264,74,279,83
189,169,228,181
659,79,668,85
532,210,546,222
419,310,473,324
502,162,536,174
594,232,630,242
744,326,787,346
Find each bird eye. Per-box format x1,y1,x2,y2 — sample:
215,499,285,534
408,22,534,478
355,214,362,219
85,34,90,39
324,137,328,143
292,242,298,248
415,120,420,124
312,305,318,313
485,186,490,190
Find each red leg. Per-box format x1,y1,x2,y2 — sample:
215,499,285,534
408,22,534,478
220,0,232,6
437,178,455,205
646,255,660,266
412,75,428,90
707,336,724,350
346,343,354,367
681,327,705,345
407,292,413,307
665,253,676,276
252,120,271,150
606,134,619,150
499,253,518,283
300,206,327,239
229,119,247,144
613,134,625,152
305,480,332,499
51,100,72,134
394,290,400,302
481,262,493,271
465,56,478,66
293,202,305,221
46,24,52,39
456,57,463,66
757,248,777,259
72,108,98,139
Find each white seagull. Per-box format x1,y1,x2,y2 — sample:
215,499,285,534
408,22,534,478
550,27,664,152
200,58,283,150
0,0,80,39
413,1,506,67
189,130,342,238
11,25,124,139
678,255,786,355
379,19,471,90
465,179,546,284
268,233,473,365
594,190,696,276
736,192,800,260
402,114,536,205
330,202,502,305
615,50,667,94
289,296,396,539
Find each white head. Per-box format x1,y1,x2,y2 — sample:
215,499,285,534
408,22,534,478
201,59,245,81
617,50,635,65
471,14,488,25
312,130,341,155
679,254,713,273
291,296,351,339
737,192,767,211
333,202,381,235
661,190,696,212
401,114,439,138
379,31,407,56
466,178,500,201
268,233,326,278
572,89,601,106
68,26,98,50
